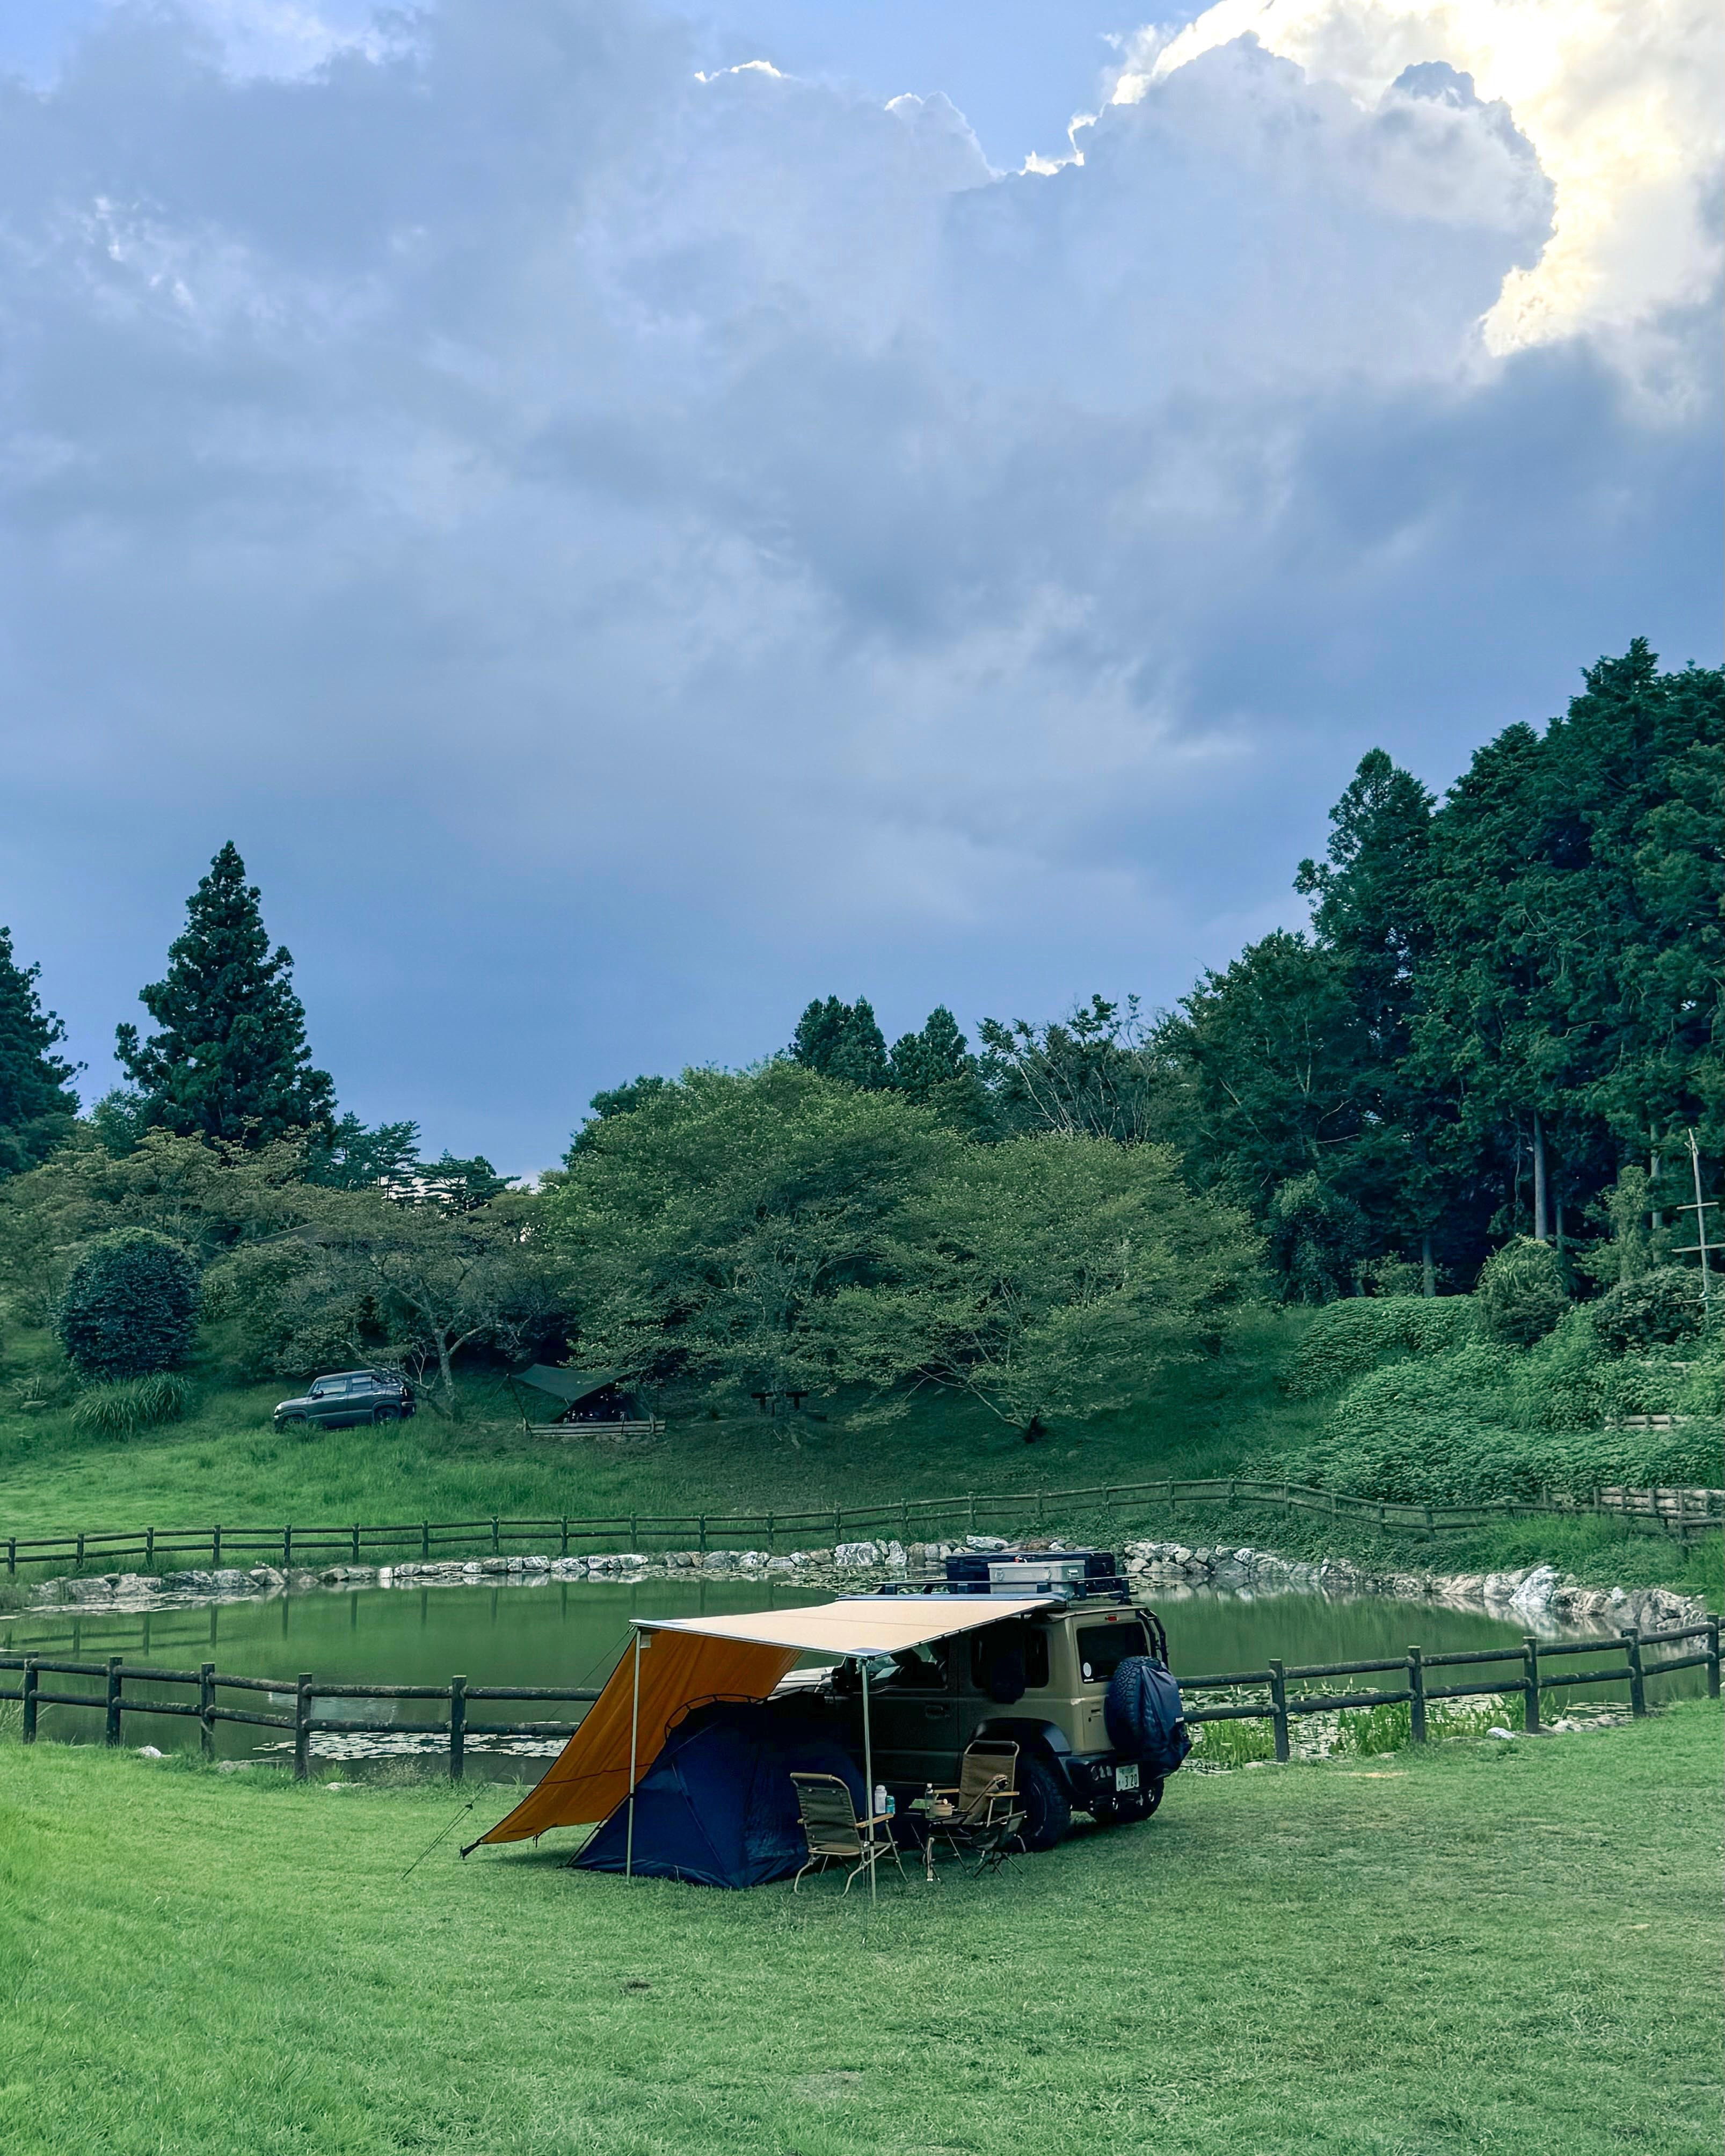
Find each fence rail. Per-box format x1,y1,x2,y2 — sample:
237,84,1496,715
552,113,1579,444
6,1477,1723,1579
3,1619,1716,1780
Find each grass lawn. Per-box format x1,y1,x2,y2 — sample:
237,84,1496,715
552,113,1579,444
3,1316,1716,1597
1,1703,1719,2154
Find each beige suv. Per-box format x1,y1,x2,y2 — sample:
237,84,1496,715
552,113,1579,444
824,1592,1170,1850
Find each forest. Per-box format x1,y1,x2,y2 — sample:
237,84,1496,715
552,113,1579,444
0,642,1719,1507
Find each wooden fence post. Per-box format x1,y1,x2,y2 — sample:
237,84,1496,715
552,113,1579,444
560,1517,570,1558
1522,1635,1541,1733
1707,1616,1721,1701
491,1517,500,1555
213,1525,222,1565
629,1513,638,1550
1268,1659,1290,1763
421,1522,431,1560
449,1676,467,1782
1407,1647,1426,1744
21,1658,37,1742
200,1662,216,1760
5,1537,13,1578
76,1531,85,1569
283,1524,293,1569
294,1675,313,1780
968,1493,977,1535
767,1511,775,1551
105,1656,123,1746
145,1527,155,1569
1622,1629,1646,1717
699,1516,708,1557
351,1525,361,1562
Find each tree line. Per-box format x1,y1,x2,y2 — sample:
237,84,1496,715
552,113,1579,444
0,641,1716,1426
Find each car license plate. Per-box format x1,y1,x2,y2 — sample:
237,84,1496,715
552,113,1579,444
1116,1763,1140,1792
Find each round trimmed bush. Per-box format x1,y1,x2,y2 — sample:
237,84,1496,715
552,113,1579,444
1590,1266,1706,1353
56,1229,200,1381
1475,1236,1568,1347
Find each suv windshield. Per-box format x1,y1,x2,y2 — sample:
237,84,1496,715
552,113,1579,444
1076,1622,1147,1684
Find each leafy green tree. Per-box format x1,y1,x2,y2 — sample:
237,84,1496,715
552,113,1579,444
56,1228,200,1380
565,1076,674,1157
548,1064,961,1398
827,1137,1260,1429
0,926,80,1176
115,842,335,1146
977,995,1169,1142
790,996,891,1089
1265,1174,1370,1305
1475,1236,1568,1346
304,1114,424,1191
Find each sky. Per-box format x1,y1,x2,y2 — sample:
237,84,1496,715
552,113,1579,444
1,0,1719,1175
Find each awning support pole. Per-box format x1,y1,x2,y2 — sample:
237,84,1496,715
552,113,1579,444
625,1629,643,1881
861,1660,877,1906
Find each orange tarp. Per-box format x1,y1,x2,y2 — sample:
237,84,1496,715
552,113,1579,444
476,1631,798,1844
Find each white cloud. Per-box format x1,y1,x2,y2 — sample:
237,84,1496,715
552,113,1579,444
1116,0,1725,360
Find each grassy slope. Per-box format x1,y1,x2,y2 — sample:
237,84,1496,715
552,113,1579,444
2,1316,1715,1596
1,1705,1719,2155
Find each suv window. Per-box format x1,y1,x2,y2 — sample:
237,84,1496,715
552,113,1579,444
1077,1622,1147,1684
887,1643,949,1690
970,1622,1050,1693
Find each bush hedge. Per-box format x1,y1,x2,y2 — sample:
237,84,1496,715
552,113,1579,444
1282,1294,1477,1397
55,1229,200,1382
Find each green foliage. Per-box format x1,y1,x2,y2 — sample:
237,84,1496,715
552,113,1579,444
1475,1236,1568,1345
1590,1265,1706,1352
200,1239,376,1379
55,1230,200,1381
1265,1174,1369,1304
827,1134,1261,1426
790,994,890,1089
1283,1293,1477,1396
69,1371,190,1439
114,841,334,1147
0,925,80,1177
302,1114,423,1190
976,994,1168,1142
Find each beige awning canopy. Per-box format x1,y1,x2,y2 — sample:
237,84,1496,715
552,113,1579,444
640,1593,1059,1658
475,1594,1055,1849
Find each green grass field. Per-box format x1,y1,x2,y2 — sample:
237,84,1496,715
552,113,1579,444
3,1314,1716,1598
1,1703,1718,2154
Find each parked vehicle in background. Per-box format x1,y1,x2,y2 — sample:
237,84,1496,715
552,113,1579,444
272,1370,415,1431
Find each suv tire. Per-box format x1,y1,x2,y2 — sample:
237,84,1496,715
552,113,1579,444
373,1405,397,1424
1014,1754,1072,1852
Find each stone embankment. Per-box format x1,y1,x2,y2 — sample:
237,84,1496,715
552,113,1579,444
27,1532,1704,1633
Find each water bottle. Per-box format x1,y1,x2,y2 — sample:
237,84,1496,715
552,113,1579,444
874,1783,889,1819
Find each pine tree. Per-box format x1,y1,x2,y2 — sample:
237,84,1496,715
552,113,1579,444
790,996,890,1089
0,926,81,1176
116,842,335,1146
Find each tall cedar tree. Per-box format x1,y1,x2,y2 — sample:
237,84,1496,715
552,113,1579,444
117,843,335,1147
0,926,80,1176
790,996,891,1089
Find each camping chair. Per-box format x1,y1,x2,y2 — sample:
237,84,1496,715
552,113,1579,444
789,1774,908,1894
923,1741,1023,1878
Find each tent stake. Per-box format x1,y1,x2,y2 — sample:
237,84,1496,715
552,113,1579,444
625,1629,643,1881
861,1659,876,1906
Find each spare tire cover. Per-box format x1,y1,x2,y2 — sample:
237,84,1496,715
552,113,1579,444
1104,1656,1192,1777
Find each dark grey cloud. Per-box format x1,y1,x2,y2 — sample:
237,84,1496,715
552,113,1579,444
0,0,1716,1169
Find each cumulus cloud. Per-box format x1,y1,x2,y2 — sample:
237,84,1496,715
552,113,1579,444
0,0,1716,1167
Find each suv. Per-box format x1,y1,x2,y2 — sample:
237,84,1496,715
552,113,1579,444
813,1555,1176,1851
273,1370,415,1431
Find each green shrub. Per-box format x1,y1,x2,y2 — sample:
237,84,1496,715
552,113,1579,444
1590,1267,1706,1353
55,1229,200,1381
1475,1237,1568,1346
70,1372,191,1439
1283,1294,1476,1396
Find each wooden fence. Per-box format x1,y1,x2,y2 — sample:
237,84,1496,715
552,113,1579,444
6,1476,1723,1579
3,1619,1716,1780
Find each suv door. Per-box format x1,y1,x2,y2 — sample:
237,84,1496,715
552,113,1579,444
852,1645,957,1791
309,1378,350,1428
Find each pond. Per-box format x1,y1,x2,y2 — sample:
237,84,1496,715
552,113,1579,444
3,1573,1677,1779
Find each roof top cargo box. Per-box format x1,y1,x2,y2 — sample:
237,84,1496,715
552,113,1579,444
942,1549,1118,1595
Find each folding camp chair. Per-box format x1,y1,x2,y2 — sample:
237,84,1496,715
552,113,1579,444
923,1740,1023,1878
789,1774,908,1893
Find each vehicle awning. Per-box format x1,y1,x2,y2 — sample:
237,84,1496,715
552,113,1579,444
473,1595,1057,1848
509,1364,624,1406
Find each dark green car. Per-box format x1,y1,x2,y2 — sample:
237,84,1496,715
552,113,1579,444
272,1370,415,1431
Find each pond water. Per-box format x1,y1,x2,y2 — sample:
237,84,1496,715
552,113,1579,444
3,1575,1674,1779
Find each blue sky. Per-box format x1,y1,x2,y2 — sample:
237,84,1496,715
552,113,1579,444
1,0,1719,1172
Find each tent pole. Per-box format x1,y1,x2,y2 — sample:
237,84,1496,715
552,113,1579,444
861,1659,877,1906
625,1629,642,1881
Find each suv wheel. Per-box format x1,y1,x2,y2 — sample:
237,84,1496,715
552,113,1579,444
373,1405,397,1425
1014,1754,1072,1853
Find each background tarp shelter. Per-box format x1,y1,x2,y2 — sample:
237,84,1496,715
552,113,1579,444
506,1365,626,1422
468,1597,1059,1890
